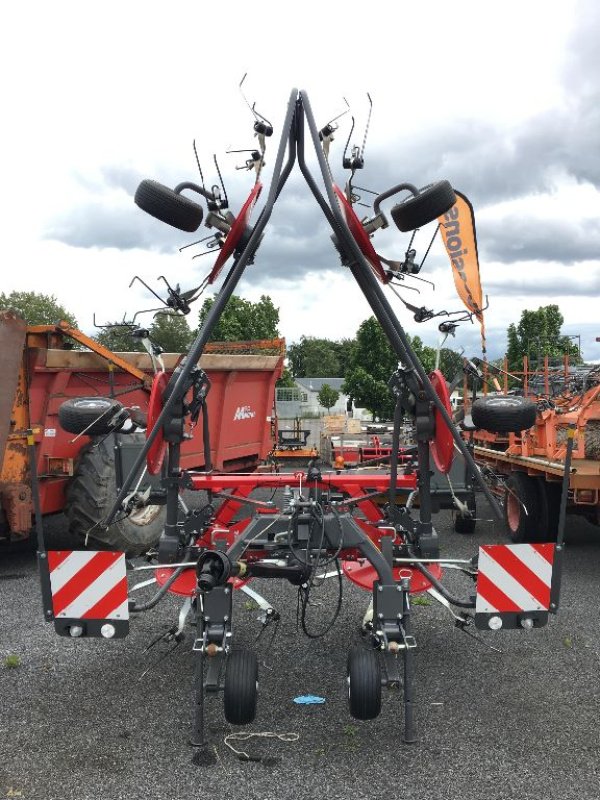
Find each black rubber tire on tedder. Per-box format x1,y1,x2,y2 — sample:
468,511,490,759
390,181,456,232
65,434,165,556
347,647,382,721
504,472,541,543
58,397,128,436
471,396,536,434
134,179,204,232
223,650,258,725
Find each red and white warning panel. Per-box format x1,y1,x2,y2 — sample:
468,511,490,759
475,543,556,631
46,551,129,639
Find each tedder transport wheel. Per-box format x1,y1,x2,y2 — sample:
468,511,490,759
471,396,536,434
390,181,456,232
454,494,477,534
65,434,165,557
223,650,258,725
58,397,128,436
504,472,541,543
347,647,382,721
134,179,204,232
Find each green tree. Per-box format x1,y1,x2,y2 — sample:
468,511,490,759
94,324,143,352
0,290,77,327
197,294,280,341
505,305,580,371
276,367,296,388
287,336,341,377
343,317,397,420
317,383,340,412
149,313,194,352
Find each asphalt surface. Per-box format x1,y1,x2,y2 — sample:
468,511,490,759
1,498,600,800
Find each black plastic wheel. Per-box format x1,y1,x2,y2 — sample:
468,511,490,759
504,472,541,543
471,396,536,434
390,181,456,232
58,397,128,435
347,647,381,721
223,650,258,725
454,495,477,534
134,179,203,232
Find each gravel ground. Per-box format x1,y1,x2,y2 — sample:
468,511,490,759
1,498,600,800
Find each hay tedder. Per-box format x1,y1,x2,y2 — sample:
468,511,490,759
36,88,568,749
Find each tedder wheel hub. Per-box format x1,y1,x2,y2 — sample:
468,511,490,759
146,372,169,476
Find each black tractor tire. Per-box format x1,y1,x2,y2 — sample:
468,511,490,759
223,650,258,725
537,479,562,541
65,435,165,556
471,396,536,434
454,494,477,534
58,397,128,436
390,180,456,232
504,472,541,543
347,647,382,721
134,179,204,232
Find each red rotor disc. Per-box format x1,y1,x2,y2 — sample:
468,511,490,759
207,183,262,284
333,185,387,283
341,560,442,593
146,372,169,476
429,369,454,474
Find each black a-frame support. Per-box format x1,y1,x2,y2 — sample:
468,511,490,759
104,87,502,536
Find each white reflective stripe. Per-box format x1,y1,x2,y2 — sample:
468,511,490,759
49,552,96,594
475,593,498,614
479,548,544,611
507,544,552,586
58,558,126,618
105,599,129,621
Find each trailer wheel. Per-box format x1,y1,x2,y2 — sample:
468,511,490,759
537,479,561,541
65,435,165,556
223,650,258,725
58,397,128,436
390,181,456,232
504,473,541,543
134,179,204,232
454,495,477,534
347,647,381,721
471,396,536,434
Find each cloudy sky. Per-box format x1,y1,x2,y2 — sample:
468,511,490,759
2,0,599,362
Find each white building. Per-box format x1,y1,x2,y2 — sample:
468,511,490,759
276,377,366,419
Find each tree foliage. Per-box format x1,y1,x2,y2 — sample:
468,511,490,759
287,336,341,377
94,324,143,352
317,383,340,412
0,290,77,327
505,305,580,370
343,317,397,420
198,295,280,341
149,314,194,352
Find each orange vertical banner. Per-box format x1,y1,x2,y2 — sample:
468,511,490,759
438,190,486,354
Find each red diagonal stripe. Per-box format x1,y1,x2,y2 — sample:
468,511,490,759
48,551,72,571
81,577,128,620
52,552,121,616
488,546,550,608
530,543,555,564
477,572,522,613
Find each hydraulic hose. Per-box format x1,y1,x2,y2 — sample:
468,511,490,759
412,555,475,609
129,554,193,612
